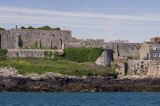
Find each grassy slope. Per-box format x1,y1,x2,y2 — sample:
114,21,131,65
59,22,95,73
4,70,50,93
63,48,104,62
0,48,117,77
0,58,116,77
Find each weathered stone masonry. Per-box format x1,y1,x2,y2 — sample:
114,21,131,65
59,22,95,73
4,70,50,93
0,29,72,49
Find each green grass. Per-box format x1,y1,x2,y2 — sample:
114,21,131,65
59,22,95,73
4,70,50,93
63,48,104,62
0,58,117,77
0,49,8,59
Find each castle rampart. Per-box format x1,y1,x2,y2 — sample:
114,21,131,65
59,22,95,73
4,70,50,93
0,29,72,49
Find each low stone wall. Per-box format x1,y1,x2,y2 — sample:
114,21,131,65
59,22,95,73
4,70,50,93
127,60,150,75
148,61,160,76
6,49,62,58
65,38,104,48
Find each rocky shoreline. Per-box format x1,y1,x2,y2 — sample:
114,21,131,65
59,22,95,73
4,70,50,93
0,67,160,92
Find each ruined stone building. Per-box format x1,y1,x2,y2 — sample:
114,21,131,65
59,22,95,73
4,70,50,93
0,29,106,50
124,37,160,77
0,29,160,77
0,29,105,58
0,29,72,49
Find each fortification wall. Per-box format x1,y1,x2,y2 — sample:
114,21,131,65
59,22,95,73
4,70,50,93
0,29,72,49
65,37,104,48
6,49,62,58
103,43,142,60
148,61,160,76
126,60,160,77
127,60,150,75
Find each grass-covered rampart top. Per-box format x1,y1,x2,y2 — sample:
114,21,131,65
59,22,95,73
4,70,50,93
63,48,104,62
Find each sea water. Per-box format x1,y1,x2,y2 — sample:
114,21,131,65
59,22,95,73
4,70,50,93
0,92,160,106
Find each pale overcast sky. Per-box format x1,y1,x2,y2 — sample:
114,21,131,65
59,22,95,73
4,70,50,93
0,0,160,42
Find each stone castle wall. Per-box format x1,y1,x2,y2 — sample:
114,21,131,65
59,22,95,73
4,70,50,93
0,29,72,49
127,60,150,75
148,61,160,76
0,29,144,63
65,37,104,48
103,43,142,60
0,29,106,50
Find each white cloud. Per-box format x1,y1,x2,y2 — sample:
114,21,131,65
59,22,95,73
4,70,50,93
0,6,160,21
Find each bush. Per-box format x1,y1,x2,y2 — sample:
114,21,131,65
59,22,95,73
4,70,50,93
63,48,104,62
53,27,61,31
37,26,61,30
37,26,53,30
21,26,26,29
0,49,8,59
44,51,54,58
19,26,61,31
27,26,34,29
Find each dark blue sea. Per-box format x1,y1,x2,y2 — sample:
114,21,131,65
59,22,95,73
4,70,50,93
0,92,160,106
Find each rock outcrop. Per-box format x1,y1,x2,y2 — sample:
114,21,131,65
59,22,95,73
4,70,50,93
0,67,160,92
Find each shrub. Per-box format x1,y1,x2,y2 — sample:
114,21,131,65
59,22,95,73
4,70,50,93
0,49,8,59
30,40,39,49
21,26,26,29
44,51,54,58
53,27,61,31
34,40,39,49
38,26,53,30
63,48,104,62
27,26,34,29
